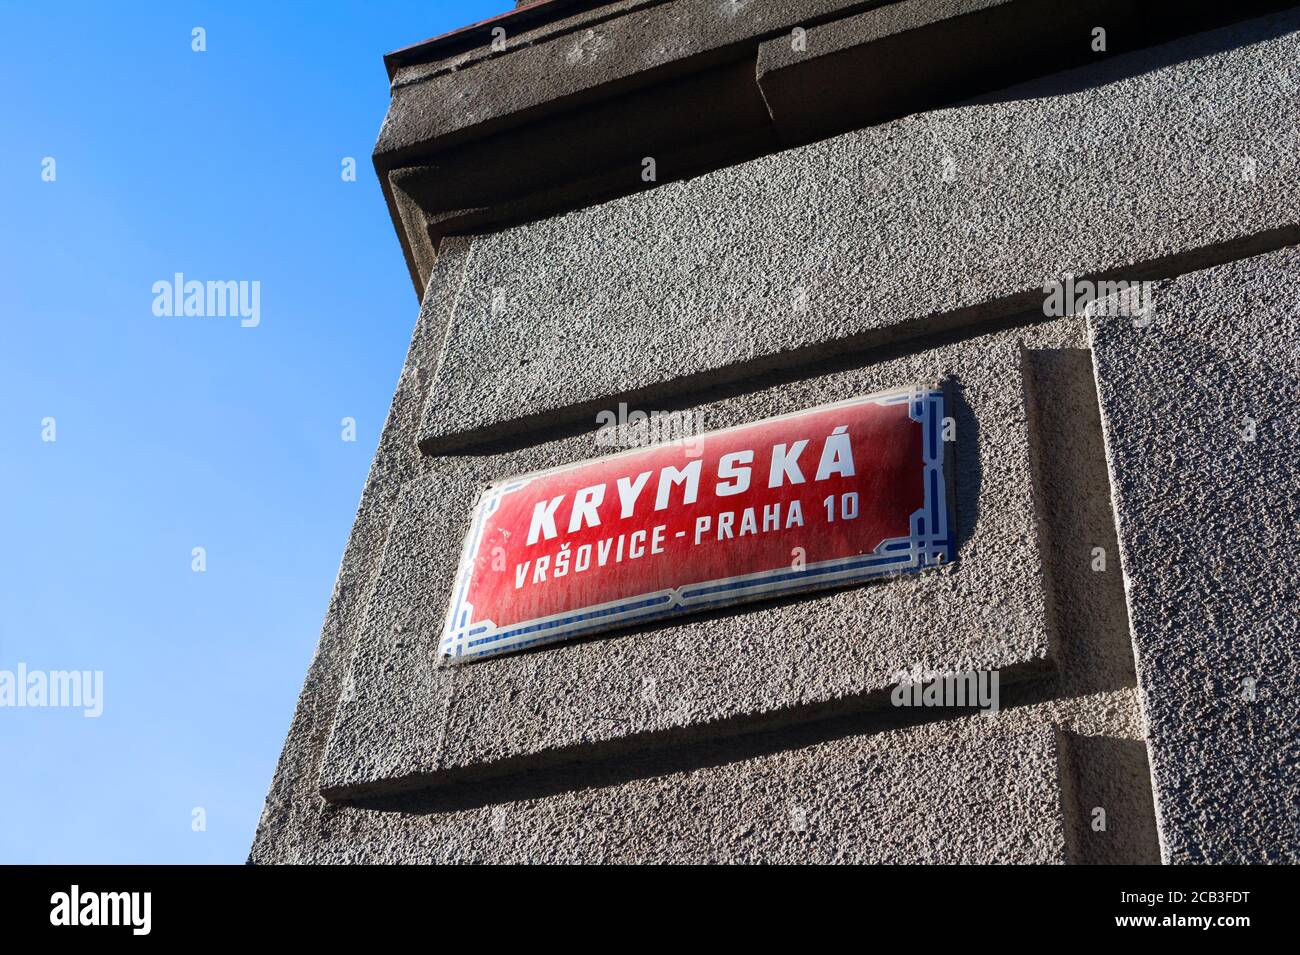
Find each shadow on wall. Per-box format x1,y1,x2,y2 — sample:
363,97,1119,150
948,375,980,555
973,6,1300,106
1059,731,1162,865
1022,346,1135,691
1023,346,1159,864
341,341,1158,870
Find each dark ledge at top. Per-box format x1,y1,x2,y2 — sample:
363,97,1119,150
382,0,626,82
375,0,1300,298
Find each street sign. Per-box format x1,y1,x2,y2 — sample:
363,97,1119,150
441,386,953,662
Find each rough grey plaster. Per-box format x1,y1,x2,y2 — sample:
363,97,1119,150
245,1,1300,865
387,0,664,86
761,0,1009,73
380,0,1293,298
1089,246,1300,863
321,331,1058,797
307,723,1070,864
253,306,1149,863
315,315,1156,862
246,237,473,861
755,0,1148,144
418,10,1300,451
1022,347,1159,863
387,57,774,236
248,7,1300,863
1060,733,1160,864
377,0,882,156
754,0,1289,78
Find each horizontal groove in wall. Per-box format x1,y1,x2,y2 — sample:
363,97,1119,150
418,226,1300,456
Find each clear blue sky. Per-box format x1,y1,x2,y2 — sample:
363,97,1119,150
0,1,508,864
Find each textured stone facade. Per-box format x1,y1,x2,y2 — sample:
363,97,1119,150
250,0,1300,863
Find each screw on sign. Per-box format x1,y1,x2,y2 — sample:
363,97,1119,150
442,386,954,661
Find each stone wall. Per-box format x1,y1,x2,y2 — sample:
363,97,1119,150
250,2,1300,863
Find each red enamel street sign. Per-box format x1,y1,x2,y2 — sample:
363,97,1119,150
440,386,953,662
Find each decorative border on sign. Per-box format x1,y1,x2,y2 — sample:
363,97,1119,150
439,386,954,662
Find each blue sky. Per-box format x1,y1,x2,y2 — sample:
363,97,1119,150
0,1,508,864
